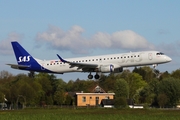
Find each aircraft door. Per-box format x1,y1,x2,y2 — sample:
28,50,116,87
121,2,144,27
148,53,153,60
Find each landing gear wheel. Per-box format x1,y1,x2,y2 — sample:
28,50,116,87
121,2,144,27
88,74,93,79
94,74,100,79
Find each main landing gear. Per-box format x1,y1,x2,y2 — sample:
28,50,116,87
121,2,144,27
88,72,100,79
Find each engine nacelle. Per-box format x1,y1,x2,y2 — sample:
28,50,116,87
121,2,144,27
99,64,114,73
114,67,123,73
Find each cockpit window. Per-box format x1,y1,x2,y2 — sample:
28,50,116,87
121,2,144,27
156,52,164,55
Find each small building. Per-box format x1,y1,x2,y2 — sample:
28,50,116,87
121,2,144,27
76,85,115,107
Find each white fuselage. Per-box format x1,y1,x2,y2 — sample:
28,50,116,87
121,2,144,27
38,51,171,73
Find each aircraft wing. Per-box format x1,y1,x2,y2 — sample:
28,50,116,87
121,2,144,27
6,64,30,69
57,54,98,71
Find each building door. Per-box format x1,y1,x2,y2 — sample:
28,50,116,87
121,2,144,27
96,97,99,106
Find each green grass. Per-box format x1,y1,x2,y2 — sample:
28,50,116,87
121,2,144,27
0,108,180,120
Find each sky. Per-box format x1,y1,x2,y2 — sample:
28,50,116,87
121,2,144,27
0,0,180,82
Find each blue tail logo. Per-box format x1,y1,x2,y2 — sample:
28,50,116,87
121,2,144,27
17,56,31,63
11,41,36,65
8,41,54,73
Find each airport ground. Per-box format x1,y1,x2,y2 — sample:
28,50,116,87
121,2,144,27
0,107,180,120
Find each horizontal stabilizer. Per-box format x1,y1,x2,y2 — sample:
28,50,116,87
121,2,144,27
6,64,30,69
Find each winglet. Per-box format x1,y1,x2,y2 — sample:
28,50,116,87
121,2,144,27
57,54,68,63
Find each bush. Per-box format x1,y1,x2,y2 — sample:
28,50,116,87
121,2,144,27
114,97,127,108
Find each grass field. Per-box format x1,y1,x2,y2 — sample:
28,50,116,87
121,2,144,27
0,108,180,120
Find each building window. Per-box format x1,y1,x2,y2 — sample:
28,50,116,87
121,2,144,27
105,96,110,99
82,97,86,102
96,97,99,100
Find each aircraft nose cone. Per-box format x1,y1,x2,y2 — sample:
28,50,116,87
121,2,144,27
166,56,172,62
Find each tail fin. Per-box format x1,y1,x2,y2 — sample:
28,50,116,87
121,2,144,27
11,41,37,66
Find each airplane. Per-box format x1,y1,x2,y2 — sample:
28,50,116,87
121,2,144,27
7,41,172,79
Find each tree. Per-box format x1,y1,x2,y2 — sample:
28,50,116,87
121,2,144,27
100,73,118,92
18,82,36,105
0,92,4,103
157,93,168,108
171,69,180,79
158,71,170,80
114,79,129,98
66,80,74,91
114,78,129,108
114,97,127,108
54,90,66,106
139,79,159,105
0,70,13,80
133,66,155,82
65,94,73,105
120,72,147,99
35,73,53,95
158,77,180,106
46,95,53,105
56,79,67,92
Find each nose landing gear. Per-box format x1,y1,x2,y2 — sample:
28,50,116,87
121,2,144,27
152,64,161,78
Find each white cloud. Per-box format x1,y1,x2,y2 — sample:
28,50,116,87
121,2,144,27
0,32,23,55
36,25,156,54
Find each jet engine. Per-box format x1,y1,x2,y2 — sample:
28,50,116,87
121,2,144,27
98,64,114,73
